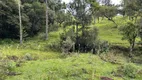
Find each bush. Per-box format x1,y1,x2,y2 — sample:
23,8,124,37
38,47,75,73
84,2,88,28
49,23,59,32
0,39,15,44
60,28,76,54
0,63,7,80
123,64,138,78
77,27,98,52
61,37,74,54
24,53,33,61
0,59,16,80
93,40,109,54
59,27,109,54
115,63,140,78
48,42,61,52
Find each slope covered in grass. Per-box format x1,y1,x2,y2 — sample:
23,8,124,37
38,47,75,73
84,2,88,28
95,16,140,47
5,54,142,80
0,16,142,80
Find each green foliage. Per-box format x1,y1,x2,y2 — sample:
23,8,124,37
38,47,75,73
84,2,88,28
123,64,138,78
78,27,99,52
0,60,7,80
68,0,92,34
120,22,139,43
94,40,109,54
5,54,119,80
61,37,74,54
100,6,117,18
0,0,65,39
0,0,21,38
48,41,61,52
115,63,141,78
24,53,33,61
122,0,142,21
23,2,46,36
138,18,142,40
0,59,16,80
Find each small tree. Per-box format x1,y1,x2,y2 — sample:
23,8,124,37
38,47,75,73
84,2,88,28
120,22,139,57
99,6,118,26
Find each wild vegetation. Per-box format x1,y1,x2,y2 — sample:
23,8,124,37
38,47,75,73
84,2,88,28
0,0,142,80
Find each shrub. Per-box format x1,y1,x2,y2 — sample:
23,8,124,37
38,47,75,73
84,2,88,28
0,59,16,80
77,27,98,52
0,39,14,44
48,42,61,52
24,53,33,61
61,37,74,54
93,40,109,54
60,28,76,54
59,27,108,54
0,62,7,80
115,63,140,78
123,64,138,78
49,23,59,32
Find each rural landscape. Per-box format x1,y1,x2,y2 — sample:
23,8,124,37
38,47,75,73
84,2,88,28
0,0,142,80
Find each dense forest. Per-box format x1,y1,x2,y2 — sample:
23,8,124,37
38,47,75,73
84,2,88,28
0,0,142,80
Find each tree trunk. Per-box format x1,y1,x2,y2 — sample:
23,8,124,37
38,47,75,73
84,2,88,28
82,24,85,36
45,0,48,40
129,40,135,57
18,0,22,44
97,17,99,23
76,23,79,51
76,23,79,38
104,14,117,27
109,18,118,27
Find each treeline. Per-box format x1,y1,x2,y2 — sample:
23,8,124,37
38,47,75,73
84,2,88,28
1,0,142,39
0,0,67,39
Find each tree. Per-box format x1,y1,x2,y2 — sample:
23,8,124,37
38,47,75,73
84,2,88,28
122,0,142,22
0,0,25,39
45,0,48,40
67,0,93,50
87,0,100,23
0,0,65,39
101,6,118,26
120,22,139,57
68,0,92,34
90,0,118,26
23,2,46,36
56,10,67,27
18,0,23,44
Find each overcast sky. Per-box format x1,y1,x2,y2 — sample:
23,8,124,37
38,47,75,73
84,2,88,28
62,0,122,5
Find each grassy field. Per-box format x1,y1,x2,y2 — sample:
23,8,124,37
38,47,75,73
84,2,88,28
0,16,142,80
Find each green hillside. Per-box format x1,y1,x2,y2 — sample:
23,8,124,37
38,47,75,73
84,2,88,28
0,16,141,80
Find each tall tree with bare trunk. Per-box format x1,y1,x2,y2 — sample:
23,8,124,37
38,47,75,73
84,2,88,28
18,0,23,44
45,0,48,40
